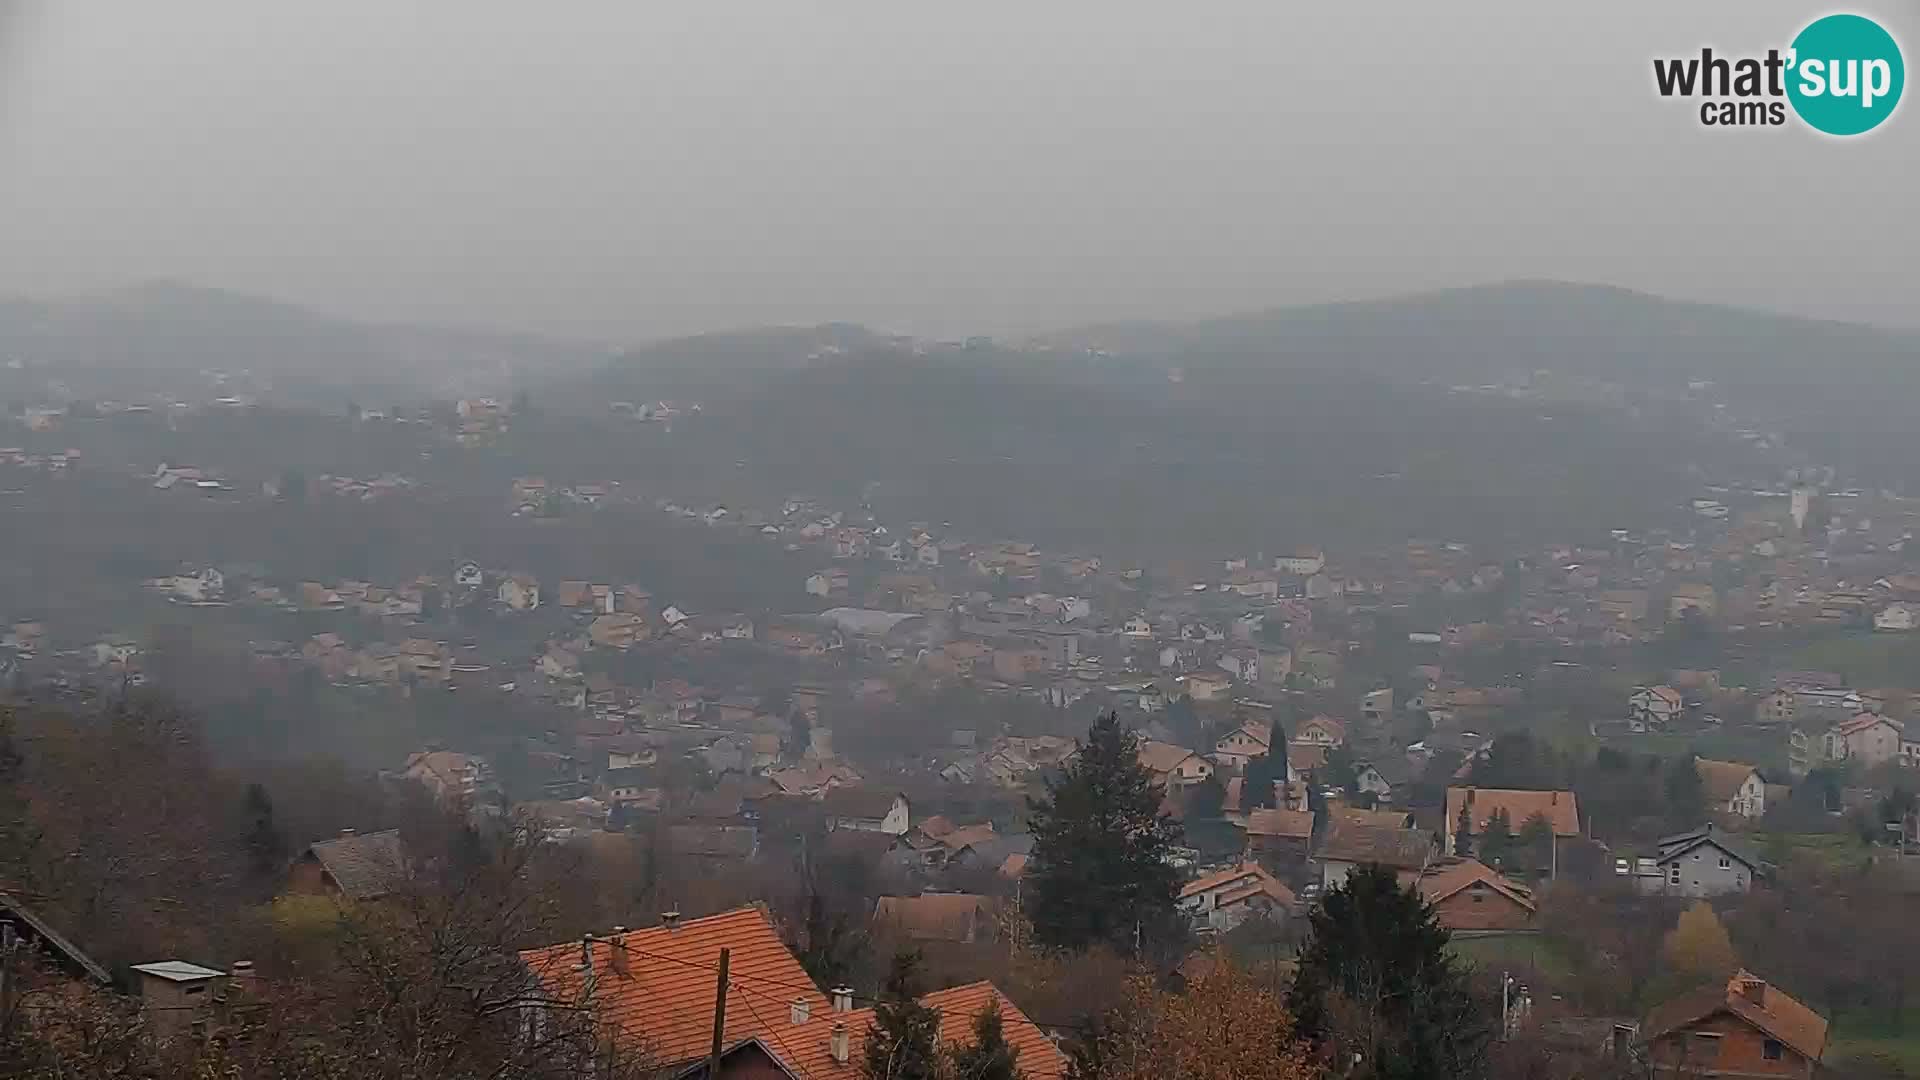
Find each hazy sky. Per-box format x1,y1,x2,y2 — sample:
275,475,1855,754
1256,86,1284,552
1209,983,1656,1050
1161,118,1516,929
1,2,1914,341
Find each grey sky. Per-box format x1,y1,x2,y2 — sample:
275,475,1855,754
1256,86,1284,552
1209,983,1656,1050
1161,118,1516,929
1,1,1914,341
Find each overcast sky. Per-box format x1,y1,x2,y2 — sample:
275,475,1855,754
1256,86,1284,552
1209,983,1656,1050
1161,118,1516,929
1,2,1914,342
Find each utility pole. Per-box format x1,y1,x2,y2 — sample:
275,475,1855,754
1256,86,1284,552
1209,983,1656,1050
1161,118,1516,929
707,948,731,1079
1500,970,1511,1042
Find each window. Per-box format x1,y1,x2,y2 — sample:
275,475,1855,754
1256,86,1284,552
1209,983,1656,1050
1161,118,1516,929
1669,867,1681,885
1763,1039,1783,1061
1718,856,1732,869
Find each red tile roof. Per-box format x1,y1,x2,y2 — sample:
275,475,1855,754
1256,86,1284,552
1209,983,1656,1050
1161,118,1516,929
775,981,1066,1080
519,907,827,1070
1412,858,1535,911
1244,808,1314,839
1641,970,1828,1063
521,910,1066,1080
1445,787,1580,838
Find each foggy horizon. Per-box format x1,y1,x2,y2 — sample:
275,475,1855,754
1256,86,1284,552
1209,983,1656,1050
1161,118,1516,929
4,1,1917,342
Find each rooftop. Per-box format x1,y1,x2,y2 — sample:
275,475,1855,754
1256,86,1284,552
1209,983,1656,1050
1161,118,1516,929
132,960,226,983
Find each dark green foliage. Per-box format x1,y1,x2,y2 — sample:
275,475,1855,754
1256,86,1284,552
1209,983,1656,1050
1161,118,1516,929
797,889,869,991
1664,755,1705,827
1453,802,1475,857
864,950,943,1080
1245,746,1287,811
242,782,286,876
1287,864,1494,1080
1026,713,1183,953
948,995,1024,1080
1321,744,1359,797
1471,732,1567,790
1184,774,1226,821
1516,812,1555,873
1478,808,1514,869
1161,696,1202,748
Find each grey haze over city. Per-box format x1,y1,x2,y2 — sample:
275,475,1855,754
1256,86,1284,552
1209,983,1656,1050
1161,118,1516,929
2,0,1916,342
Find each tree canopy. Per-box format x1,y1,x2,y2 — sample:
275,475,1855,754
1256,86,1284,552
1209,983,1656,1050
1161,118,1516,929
1288,863,1493,1080
1026,712,1183,953
864,951,944,1080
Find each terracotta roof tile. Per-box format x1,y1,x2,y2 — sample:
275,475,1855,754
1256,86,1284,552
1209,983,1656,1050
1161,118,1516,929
1413,857,1534,911
1693,758,1759,804
1319,821,1435,870
1445,787,1580,838
520,907,827,1070
1137,741,1200,775
1641,969,1828,1063
775,981,1066,1080
1245,808,1314,839
873,894,996,942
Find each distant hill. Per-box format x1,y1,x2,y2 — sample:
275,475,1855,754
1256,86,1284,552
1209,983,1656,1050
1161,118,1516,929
1049,280,1920,395
0,281,604,406
525,281,1920,553
1046,280,1920,484
548,322,889,409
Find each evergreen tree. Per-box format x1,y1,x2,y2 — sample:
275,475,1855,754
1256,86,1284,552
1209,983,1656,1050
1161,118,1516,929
797,889,868,990
1321,744,1360,798
865,950,944,1080
1664,755,1706,826
1453,801,1475,857
1185,774,1227,821
1245,747,1287,810
1026,712,1183,952
948,994,1024,1080
1479,808,1514,868
242,782,286,876
1516,812,1555,873
1287,864,1494,1080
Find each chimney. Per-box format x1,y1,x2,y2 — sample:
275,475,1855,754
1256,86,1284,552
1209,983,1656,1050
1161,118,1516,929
229,959,257,998
830,1022,849,1063
580,932,596,973
791,998,812,1025
1733,973,1767,1007
608,928,628,977
340,827,356,837
661,910,681,931
832,985,855,1013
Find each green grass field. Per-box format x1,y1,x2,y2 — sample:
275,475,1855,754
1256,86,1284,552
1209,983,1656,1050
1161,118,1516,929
1448,934,1577,982
1827,1008,1920,1072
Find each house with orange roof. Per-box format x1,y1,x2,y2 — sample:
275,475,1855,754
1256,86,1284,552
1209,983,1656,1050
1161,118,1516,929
1137,741,1213,790
1630,686,1686,732
1177,862,1295,932
777,982,1066,1079
1294,715,1347,748
1443,787,1580,855
1694,758,1766,819
1211,719,1272,772
1821,711,1901,768
1408,858,1535,932
1638,969,1827,1076
1242,808,1315,876
520,907,1065,1079
873,893,998,943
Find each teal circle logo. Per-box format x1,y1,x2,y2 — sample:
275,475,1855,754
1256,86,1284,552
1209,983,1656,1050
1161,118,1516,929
1786,14,1904,135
